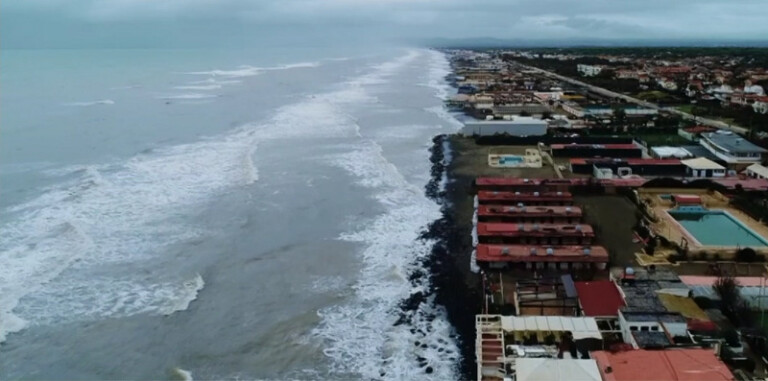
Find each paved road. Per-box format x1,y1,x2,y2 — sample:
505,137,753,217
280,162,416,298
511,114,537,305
522,64,750,135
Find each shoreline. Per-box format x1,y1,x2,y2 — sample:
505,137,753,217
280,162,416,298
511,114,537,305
422,134,482,380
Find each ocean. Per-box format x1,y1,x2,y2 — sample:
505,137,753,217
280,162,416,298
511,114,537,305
0,47,464,379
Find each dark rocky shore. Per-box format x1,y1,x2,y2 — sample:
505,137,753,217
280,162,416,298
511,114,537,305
421,134,482,379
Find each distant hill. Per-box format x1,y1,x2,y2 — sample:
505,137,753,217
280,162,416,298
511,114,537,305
423,37,768,49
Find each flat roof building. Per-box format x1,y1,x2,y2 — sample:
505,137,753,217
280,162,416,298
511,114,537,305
460,117,548,137
475,244,608,271
574,281,625,317
591,349,734,381
477,191,573,206
477,223,595,245
699,131,767,166
515,358,601,381
477,204,582,223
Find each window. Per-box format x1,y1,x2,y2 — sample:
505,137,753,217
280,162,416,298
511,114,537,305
630,326,638,331
651,326,659,331
641,326,649,332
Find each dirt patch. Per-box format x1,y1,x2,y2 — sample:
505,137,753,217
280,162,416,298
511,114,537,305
575,195,643,267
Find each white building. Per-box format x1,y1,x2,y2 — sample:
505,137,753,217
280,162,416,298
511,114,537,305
577,64,603,77
681,157,726,178
699,131,767,166
461,117,548,137
618,311,688,348
745,163,768,179
515,358,601,381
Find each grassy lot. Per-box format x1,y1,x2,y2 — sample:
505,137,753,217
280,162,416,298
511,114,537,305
589,133,690,146
675,104,696,114
636,90,672,102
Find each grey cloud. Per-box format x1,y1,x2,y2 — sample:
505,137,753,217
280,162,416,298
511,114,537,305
2,0,767,48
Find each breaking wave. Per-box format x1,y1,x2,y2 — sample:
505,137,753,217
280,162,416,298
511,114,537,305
63,99,115,106
159,93,218,100
184,61,320,78
173,84,223,91
318,139,459,380
311,48,462,380
0,50,424,344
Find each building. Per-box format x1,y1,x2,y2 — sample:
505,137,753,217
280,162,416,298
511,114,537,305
753,96,768,114
492,104,549,116
570,158,686,178
515,358,601,381
475,244,608,271
650,146,694,159
590,349,734,381
460,117,548,136
476,315,604,381
552,143,643,159
561,103,658,118
699,131,767,167
577,64,603,77
745,163,768,179
477,205,582,223
574,281,625,318
477,191,574,206
618,311,687,348
677,125,717,141
680,157,726,178
476,223,595,245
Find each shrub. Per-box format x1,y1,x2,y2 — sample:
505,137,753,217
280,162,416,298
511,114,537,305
736,247,758,263
694,296,713,310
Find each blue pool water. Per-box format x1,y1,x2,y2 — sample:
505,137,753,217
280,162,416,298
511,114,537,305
669,210,768,247
499,155,524,165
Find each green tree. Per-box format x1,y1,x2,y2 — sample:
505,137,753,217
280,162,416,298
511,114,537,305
612,108,627,127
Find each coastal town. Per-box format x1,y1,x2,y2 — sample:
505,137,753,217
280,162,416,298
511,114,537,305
437,48,768,381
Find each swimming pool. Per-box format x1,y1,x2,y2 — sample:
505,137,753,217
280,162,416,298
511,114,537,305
668,209,768,247
499,155,524,165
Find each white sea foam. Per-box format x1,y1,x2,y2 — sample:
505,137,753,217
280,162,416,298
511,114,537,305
185,61,320,78
159,93,218,100
188,78,241,86
317,137,460,380
0,51,425,342
171,367,194,381
0,129,258,339
173,84,223,91
243,145,259,185
63,99,115,106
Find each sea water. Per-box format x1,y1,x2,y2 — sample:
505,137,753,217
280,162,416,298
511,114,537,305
0,47,462,379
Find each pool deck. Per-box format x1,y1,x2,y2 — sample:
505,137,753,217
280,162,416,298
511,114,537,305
650,201,768,255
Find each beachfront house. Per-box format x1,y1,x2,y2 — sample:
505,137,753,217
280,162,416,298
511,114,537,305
699,131,767,168
681,157,726,178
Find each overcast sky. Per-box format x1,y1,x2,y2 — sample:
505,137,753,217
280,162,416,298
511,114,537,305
3,0,768,48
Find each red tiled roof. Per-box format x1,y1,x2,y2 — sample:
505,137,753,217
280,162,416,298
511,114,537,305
683,125,716,134
475,177,649,190
477,222,594,237
478,191,573,202
478,204,582,217
591,349,734,381
476,177,546,186
574,280,624,317
476,244,608,263
571,158,682,166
